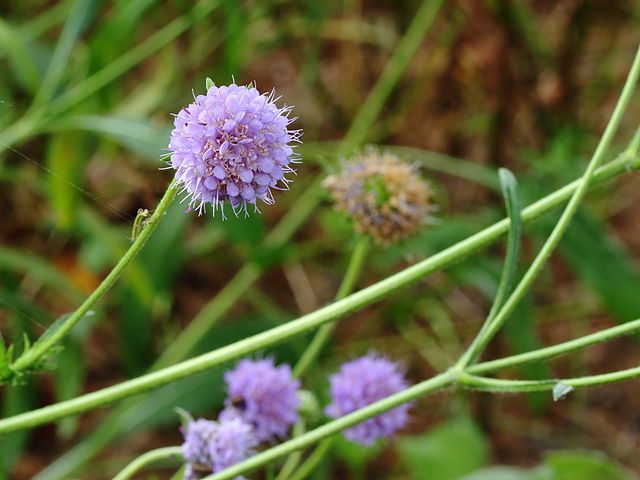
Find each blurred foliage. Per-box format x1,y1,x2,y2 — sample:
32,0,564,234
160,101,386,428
1,0,640,479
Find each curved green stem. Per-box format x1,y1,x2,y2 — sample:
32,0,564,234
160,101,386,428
293,236,370,378
469,317,640,375
201,371,456,480
458,368,640,393
112,446,182,480
0,154,636,433
9,179,178,376
456,44,640,369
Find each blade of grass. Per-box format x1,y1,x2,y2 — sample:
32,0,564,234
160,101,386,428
30,0,98,109
0,19,41,93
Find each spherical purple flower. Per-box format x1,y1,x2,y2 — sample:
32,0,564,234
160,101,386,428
181,418,218,480
221,358,301,442
325,353,411,446
180,416,257,480
167,82,301,216
211,416,258,474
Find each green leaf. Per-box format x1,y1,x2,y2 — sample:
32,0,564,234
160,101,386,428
206,77,215,89
559,210,640,325
538,450,637,480
332,435,383,476
46,131,90,231
0,246,84,302
32,0,98,107
0,19,41,93
54,337,86,439
459,467,532,480
50,115,169,161
0,383,36,472
397,417,488,480
487,168,521,320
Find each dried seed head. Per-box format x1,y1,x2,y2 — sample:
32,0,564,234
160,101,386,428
323,149,432,244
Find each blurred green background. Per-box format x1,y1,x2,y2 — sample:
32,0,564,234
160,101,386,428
1,0,640,479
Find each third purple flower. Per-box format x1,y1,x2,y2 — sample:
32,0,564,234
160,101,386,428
325,353,411,446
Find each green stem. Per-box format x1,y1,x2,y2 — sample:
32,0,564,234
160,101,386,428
293,236,370,378
456,44,640,369
201,371,456,480
458,369,640,393
287,438,333,480
112,446,182,480
274,421,306,480
281,236,369,480
10,180,178,375
0,154,637,433
469,317,640,375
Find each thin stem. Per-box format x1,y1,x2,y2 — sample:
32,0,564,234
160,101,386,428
293,236,370,378
282,236,369,479
456,44,640,369
201,371,456,480
288,438,333,480
0,154,636,433
458,368,640,393
469,317,640,375
10,180,178,375
342,0,445,149
274,421,306,480
112,446,182,480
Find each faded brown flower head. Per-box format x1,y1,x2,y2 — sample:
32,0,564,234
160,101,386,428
323,150,432,245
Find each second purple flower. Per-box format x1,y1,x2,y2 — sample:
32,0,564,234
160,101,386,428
221,358,301,442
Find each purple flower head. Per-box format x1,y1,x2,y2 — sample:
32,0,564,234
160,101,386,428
221,358,301,442
211,416,258,474
325,353,411,446
167,82,302,217
181,418,217,479
180,417,257,480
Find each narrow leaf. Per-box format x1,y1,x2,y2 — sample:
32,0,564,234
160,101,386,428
487,168,522,321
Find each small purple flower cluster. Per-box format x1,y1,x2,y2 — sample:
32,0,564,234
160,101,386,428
181,417,256,480
167,82,301,217
325,353,411,445
180,353,410,478
221,358,301,442
180,358,300,479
